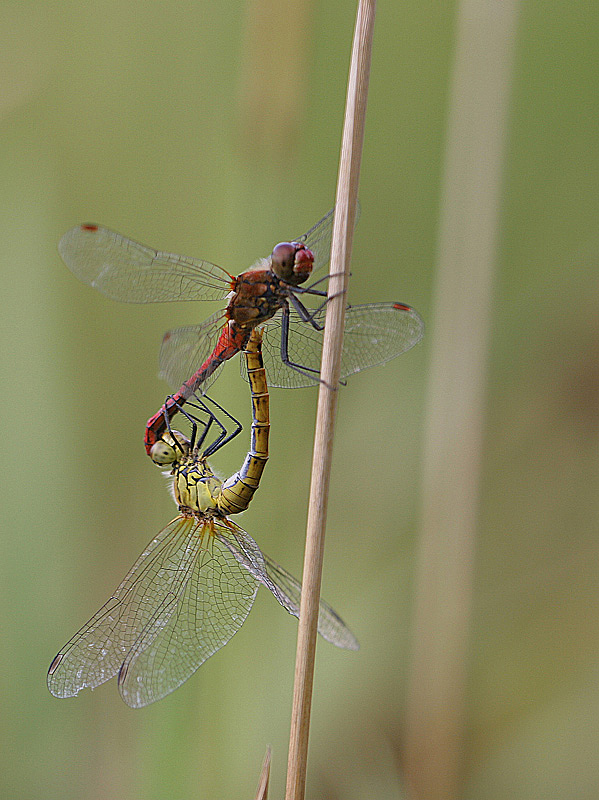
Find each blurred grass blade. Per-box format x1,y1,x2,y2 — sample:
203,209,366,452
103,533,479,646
238,0,312,159
254,746,271,800
404,1,520,798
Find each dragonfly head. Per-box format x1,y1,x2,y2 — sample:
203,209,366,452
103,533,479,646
271,242,314,285
150,431,190,468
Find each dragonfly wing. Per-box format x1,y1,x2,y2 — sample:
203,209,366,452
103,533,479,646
59,224,232,303
338,301,424,378
158,309,229,393
215,521,358,650
240,309,322,389
47,516,199,699
296,207,334,275
242,301,424,389
213,520,270,582
118,521,261,708
295,202,361,278
261,554,359,651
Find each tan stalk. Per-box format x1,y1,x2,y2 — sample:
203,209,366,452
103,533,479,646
253,746,272,800
284,2,376,799
404,1,519,798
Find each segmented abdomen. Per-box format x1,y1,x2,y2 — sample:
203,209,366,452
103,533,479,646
217,329,269,515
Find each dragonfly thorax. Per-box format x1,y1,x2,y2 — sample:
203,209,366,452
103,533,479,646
174,460,223,515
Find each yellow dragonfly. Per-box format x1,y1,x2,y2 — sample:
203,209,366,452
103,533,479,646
48,329,358,708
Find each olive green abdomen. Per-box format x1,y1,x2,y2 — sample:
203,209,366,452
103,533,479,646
217,329,269,516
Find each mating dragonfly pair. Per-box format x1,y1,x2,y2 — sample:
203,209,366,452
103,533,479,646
48,208,424,707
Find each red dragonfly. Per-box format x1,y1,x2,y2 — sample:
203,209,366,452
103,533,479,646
59,208,424,453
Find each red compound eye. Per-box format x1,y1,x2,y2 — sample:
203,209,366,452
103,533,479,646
294,246,313,275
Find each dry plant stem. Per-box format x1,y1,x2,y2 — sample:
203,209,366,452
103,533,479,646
238,0,311,158
253,746,271,800
284,2,376,799
404,1,519,799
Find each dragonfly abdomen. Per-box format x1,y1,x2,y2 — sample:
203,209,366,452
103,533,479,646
217,330,269,516
144,322,251,454
178,322,249,401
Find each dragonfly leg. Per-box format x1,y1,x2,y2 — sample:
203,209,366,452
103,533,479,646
161,396,197,453
145,396,181,455
199,393,243,458
280,305,336,390
166,395,214,453
292,286,328,298
185,394,226,456
147,389,242,459
179,392,242,458
292,271,350,296
289,293,326,330
290,288,348,331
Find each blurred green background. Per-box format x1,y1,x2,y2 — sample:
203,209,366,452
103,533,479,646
1,1,598,798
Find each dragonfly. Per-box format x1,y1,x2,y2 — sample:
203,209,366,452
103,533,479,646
58,207,424,454
47,329,358,708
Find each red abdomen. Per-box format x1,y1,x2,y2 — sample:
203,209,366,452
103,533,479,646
144,322,251,454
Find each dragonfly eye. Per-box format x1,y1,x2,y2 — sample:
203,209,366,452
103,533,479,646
150,440,176,466
293,245,313,279
271,242,314,284
150,432,190,467
271,242,296,279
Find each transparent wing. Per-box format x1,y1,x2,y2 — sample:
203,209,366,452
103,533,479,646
294,202,361,278
47,516,200,699
158,310,230,394
242,301,424,388
295,207,334,275
119,520,263,708
59,224,232,303
216,521,359,651
213,520,271,583
261,555,359,650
